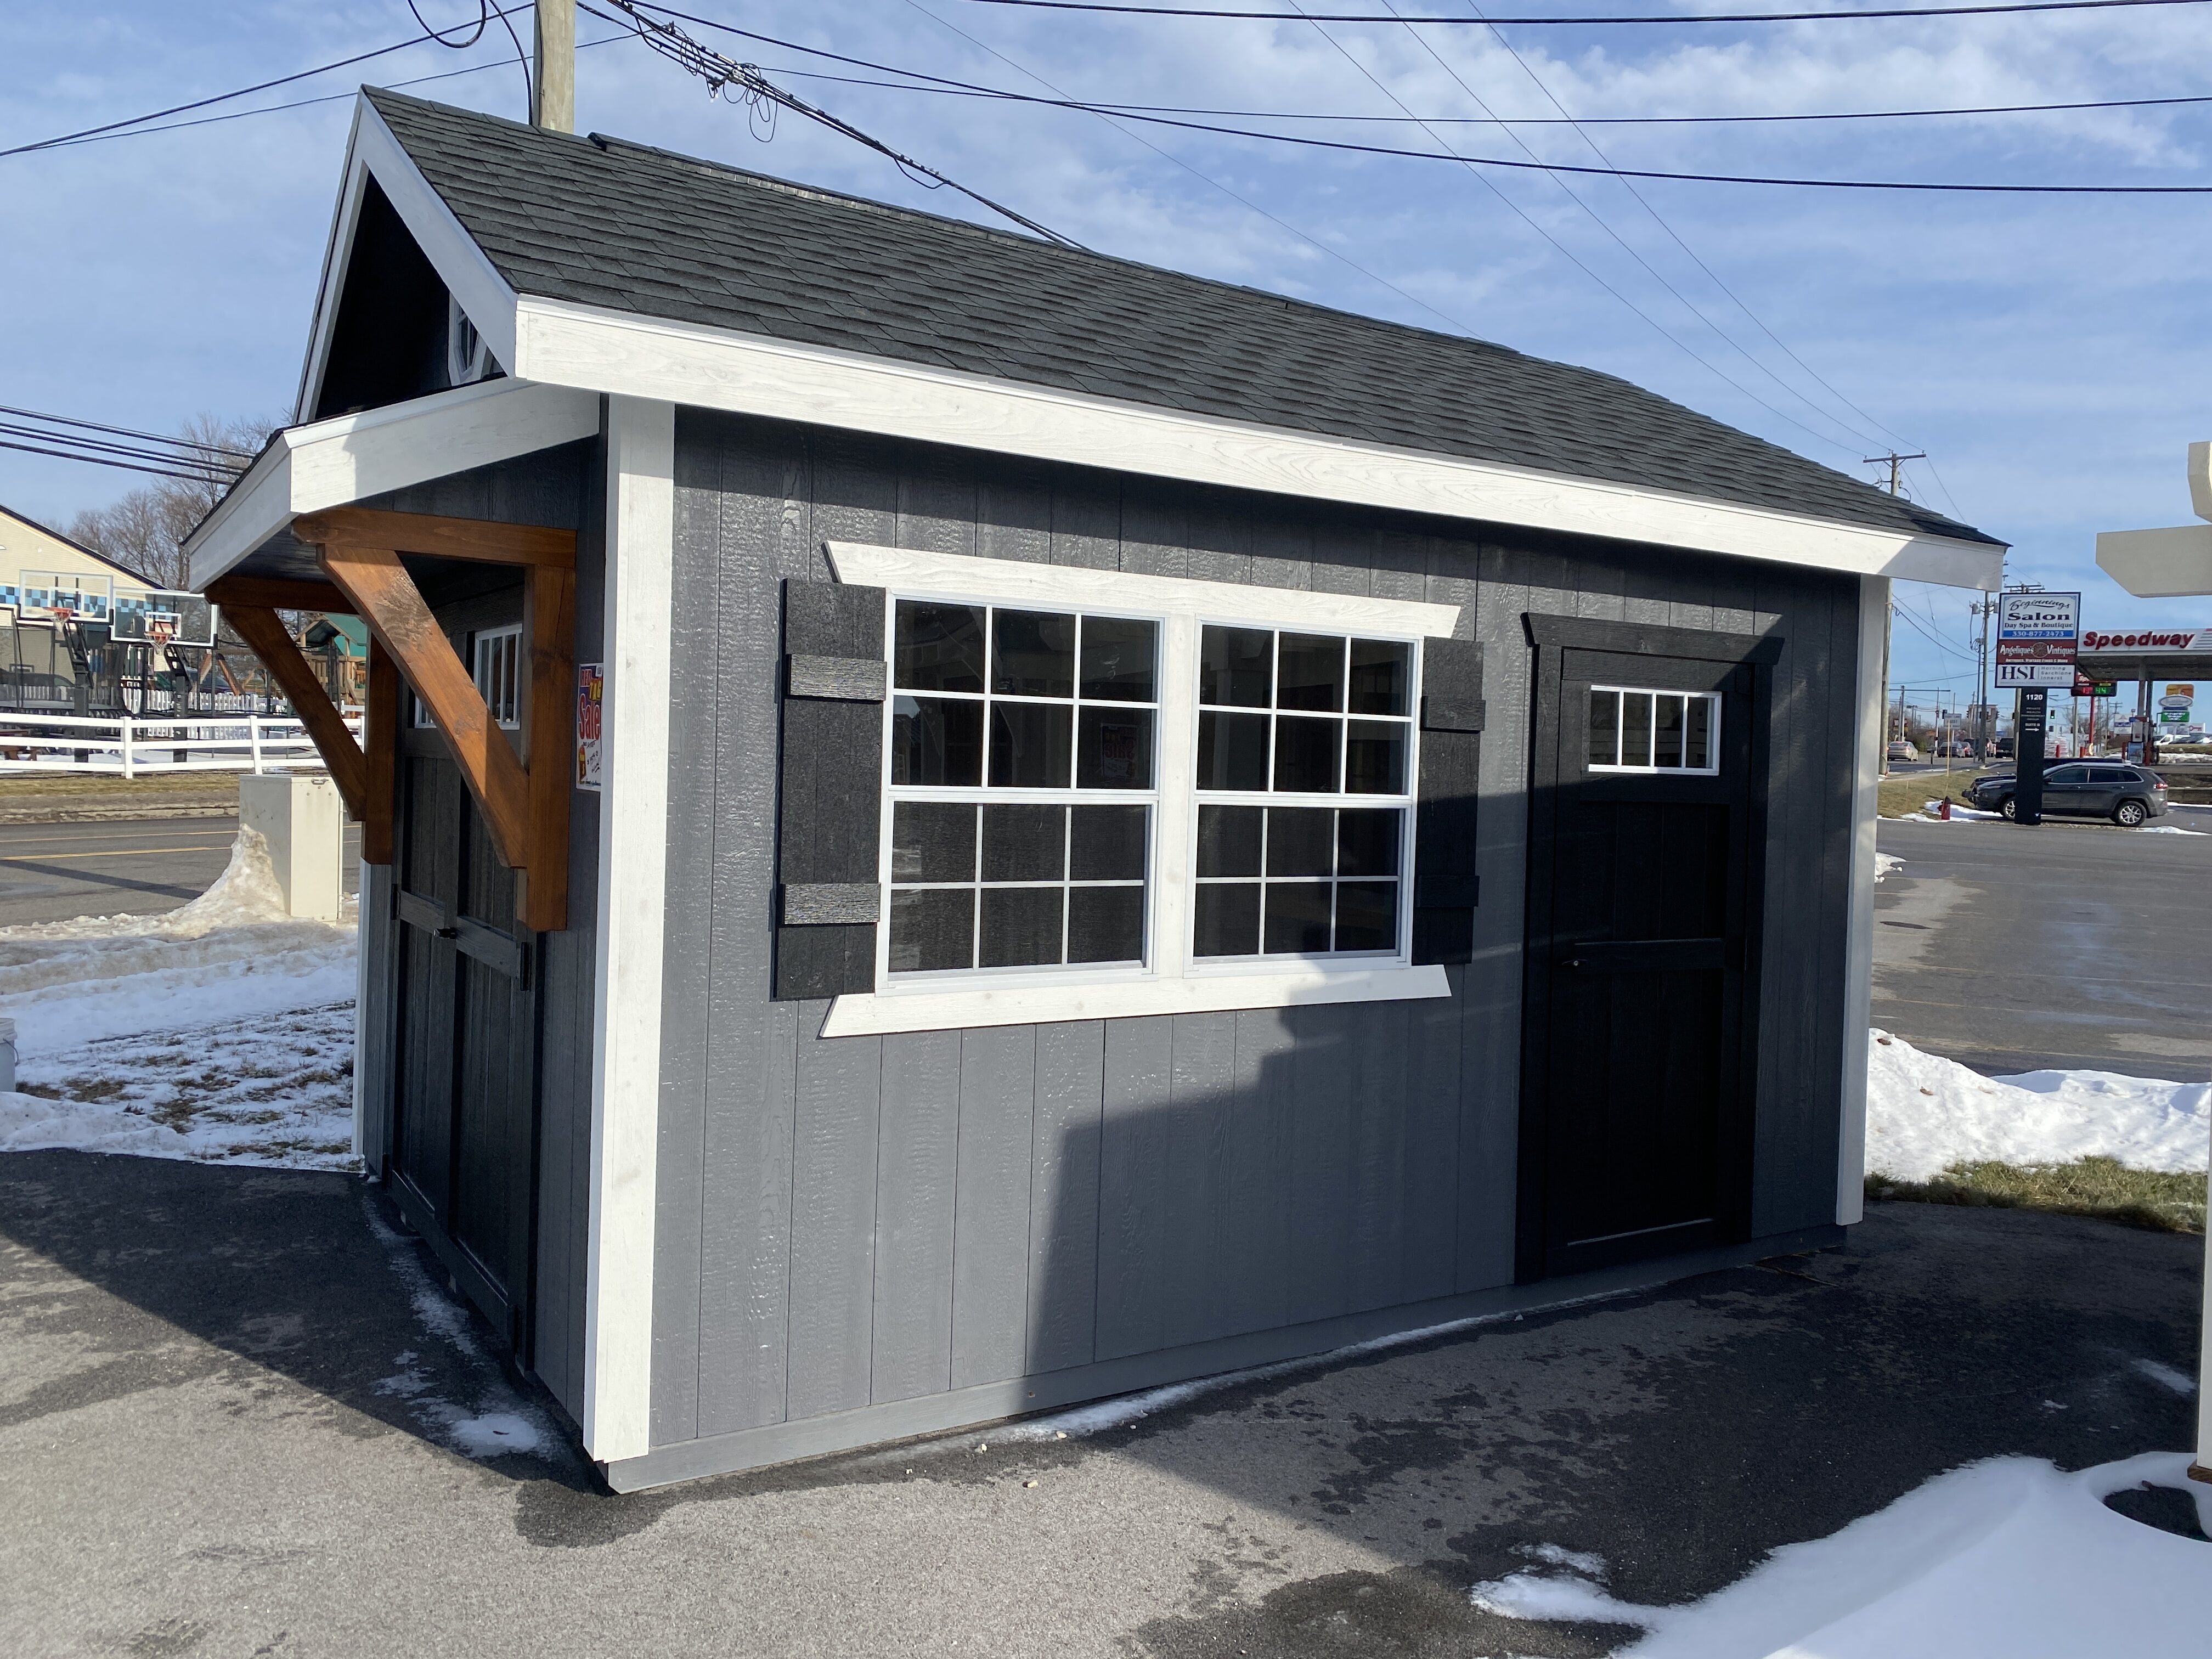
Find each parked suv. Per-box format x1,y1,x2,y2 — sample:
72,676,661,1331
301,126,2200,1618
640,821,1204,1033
1963,763,2169,825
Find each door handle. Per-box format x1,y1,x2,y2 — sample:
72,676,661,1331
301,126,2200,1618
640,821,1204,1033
436,926,458,940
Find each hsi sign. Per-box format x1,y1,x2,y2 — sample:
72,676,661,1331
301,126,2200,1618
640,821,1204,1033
1995,591,2081,687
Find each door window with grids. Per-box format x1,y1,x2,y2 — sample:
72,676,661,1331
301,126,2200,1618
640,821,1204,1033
473,624,523,730
1193,627,1416,960
885,601,1158,977
1587,686,1719,774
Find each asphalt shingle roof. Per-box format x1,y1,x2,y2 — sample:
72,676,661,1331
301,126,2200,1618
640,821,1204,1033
365,88,1998,548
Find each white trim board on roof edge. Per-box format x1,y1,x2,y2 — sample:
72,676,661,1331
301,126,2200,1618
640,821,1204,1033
510,294,2004,590
183,378,601,590
296,98,522,425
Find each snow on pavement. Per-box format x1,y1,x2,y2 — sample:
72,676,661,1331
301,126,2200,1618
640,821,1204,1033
1469,1452,2211,1657
0,827,358,1169
1864,1029,2210,1182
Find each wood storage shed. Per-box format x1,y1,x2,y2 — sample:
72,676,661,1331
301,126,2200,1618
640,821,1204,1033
185,90,2007,1492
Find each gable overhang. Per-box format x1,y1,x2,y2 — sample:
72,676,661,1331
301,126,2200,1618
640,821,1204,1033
296,95,522,425
505,295,2004,590
184,377,600,591
289,92,2005,591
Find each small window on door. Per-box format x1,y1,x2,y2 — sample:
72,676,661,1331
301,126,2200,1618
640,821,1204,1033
473,625,523,730
1588,687,1720,774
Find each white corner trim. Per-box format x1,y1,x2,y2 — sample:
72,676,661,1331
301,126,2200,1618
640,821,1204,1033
825,542,1463,636
1836,573,1887,1227
512,292,2005,590
585,394,674,1464
296,94,520,422
822,963,1452,1037
184,379,602,590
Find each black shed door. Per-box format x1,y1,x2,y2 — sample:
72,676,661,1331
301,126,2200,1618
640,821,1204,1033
388,747,536,1346
1519,643,1764,1282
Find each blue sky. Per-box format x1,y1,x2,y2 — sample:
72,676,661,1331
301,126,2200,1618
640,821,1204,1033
5,1,2211,701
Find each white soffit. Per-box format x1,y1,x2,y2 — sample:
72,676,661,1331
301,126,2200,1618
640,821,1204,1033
296,95,522,425
511,294,2006,590
184,378,601,590
828,542,1463,636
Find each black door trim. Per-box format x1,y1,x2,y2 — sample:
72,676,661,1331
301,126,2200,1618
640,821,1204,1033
1523,612,1787,665
1514,616,1780,1284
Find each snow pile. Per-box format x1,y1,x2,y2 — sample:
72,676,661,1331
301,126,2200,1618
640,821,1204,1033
1864,1029,2209,1182
1874,853,1902,882
0,826,356,1057
1470,1452,2211,1658
0,826,359,1169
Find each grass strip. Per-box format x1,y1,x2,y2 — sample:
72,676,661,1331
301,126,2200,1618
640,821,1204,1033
1867,1155,2206,1233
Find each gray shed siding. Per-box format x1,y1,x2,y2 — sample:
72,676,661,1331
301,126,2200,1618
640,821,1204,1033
647,410,1861,1455
353,437,603,1421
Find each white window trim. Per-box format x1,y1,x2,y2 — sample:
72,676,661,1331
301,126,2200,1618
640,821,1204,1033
1585,685,1724,776
820,544,1459,1037
473,623,524,730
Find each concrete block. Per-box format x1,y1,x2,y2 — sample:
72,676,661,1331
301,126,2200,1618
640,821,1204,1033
239,772,345,922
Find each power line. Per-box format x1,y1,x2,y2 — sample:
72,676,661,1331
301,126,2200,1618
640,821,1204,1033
28,35,633,154
0,5,535,160
1441,0,1904,453
584,1,1086,246
887,0,1488,334
1283,0,1869,456
950,0,2212,20
0,405,255,461
960,102,2212,190
748,67,2212,128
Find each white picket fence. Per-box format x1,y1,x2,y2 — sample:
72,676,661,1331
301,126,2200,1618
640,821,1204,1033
0,712,363,777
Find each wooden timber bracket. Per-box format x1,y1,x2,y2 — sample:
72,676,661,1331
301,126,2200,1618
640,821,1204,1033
207,506,577,932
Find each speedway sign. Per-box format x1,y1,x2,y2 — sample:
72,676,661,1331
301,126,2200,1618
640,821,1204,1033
1994,591,2080,687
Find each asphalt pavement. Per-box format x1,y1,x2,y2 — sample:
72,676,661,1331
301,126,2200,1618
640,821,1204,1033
0,816,361,928
1874,805,2212,1077
0,1153,2198,1659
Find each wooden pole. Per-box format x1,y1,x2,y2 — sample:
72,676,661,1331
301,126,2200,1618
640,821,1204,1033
534,0,575,133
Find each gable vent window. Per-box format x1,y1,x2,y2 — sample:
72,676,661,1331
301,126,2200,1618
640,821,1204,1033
447,294,496,386
473,624,523,730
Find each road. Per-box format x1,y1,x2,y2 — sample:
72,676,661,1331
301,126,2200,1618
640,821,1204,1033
1874,805,2212,1077
0,817,361,928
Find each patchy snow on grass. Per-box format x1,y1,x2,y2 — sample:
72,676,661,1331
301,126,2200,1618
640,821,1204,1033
1864,1029,2209,1183
1470,1453,2211,1658
0,827,358,1170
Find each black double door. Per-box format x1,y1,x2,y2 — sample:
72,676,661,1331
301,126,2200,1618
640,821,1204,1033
1519,642,1764,1282
388,747,537,1346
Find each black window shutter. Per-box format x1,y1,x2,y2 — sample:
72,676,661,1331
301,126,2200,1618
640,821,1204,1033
774,579,887,1000
1412,636,1482,966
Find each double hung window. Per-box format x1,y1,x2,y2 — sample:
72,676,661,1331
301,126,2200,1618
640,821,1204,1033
835,544,1460,1035
885,602,1159,978
1192,628,1415,960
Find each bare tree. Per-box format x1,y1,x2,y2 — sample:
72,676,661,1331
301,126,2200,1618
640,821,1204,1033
66,413,279,590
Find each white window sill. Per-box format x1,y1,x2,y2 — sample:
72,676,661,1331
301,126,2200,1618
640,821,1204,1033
818,963,1452,1037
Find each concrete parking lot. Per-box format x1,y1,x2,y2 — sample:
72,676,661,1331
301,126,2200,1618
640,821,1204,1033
1875,808,2212,1076
0,1152,2198,1658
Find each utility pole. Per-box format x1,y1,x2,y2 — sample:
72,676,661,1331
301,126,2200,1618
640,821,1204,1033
534,0,575,132
1864,453,1923,777
1969,595,1996,755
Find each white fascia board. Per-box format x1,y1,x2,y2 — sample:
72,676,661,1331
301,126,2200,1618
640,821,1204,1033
584,395,674,1465
827,542,1462,636
296,93,520,422
823,964,1452,1039
2095,524,2212,600
512,294,2006,590
1836,574,1887,1227
184,379,602,590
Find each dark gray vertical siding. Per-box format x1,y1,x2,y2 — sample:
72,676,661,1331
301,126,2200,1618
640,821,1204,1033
651,411,1861,1452
350,438,600,1418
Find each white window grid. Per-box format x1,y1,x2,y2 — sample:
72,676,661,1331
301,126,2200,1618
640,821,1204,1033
882,600,1163,983
473,624,523,730
1587,685,1722,775
1191,628,1420,964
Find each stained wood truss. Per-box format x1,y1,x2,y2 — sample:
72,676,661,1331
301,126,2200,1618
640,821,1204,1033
205,505,577,932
